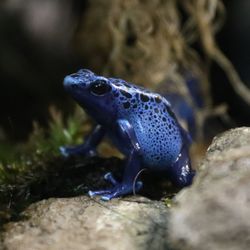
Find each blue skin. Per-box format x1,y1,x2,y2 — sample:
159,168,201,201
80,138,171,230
61,69,195,200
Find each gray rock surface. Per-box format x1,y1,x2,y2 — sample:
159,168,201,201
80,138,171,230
168,127,250,250
3,196,170,250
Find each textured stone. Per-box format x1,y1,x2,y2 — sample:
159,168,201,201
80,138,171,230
168,127,250,250
3,196,169,250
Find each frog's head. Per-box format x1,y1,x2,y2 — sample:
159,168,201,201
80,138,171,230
63,69,117,124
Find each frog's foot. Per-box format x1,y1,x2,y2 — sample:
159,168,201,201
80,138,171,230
59,145,97,158
88,172,143,201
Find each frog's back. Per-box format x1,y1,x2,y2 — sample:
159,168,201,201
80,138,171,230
129,97,182,169
110,78,183,169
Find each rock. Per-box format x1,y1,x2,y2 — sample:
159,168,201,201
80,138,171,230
5,127,250,250
2,196,170,250
168,127,250,250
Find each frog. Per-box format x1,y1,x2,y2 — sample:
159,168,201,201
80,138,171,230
60,69,195,200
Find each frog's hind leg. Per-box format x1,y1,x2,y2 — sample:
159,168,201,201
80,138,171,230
167,145,195,187
88,119,143,201
88,149,143,200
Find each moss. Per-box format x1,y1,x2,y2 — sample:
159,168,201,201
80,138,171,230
0,106,95,226
0,105,128,231
164,197,174,208
0,105,126,229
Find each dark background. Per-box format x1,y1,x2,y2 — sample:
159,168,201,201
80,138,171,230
211,0,250,126
0,0,249,142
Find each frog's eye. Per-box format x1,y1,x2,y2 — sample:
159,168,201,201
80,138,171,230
90,80,111,96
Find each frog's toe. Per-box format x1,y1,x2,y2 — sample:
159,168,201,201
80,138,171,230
100,194,114,201
59,146,79,157
104,172,118,186
59,146,70,157
100,188,127,201
88,189,111,197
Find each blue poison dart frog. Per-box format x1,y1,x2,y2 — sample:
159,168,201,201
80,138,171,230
60,69,195,201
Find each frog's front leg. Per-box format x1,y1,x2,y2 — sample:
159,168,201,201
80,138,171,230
60,124,105,157
88,119,143,201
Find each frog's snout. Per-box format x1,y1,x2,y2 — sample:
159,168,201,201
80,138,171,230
63,75,79,91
